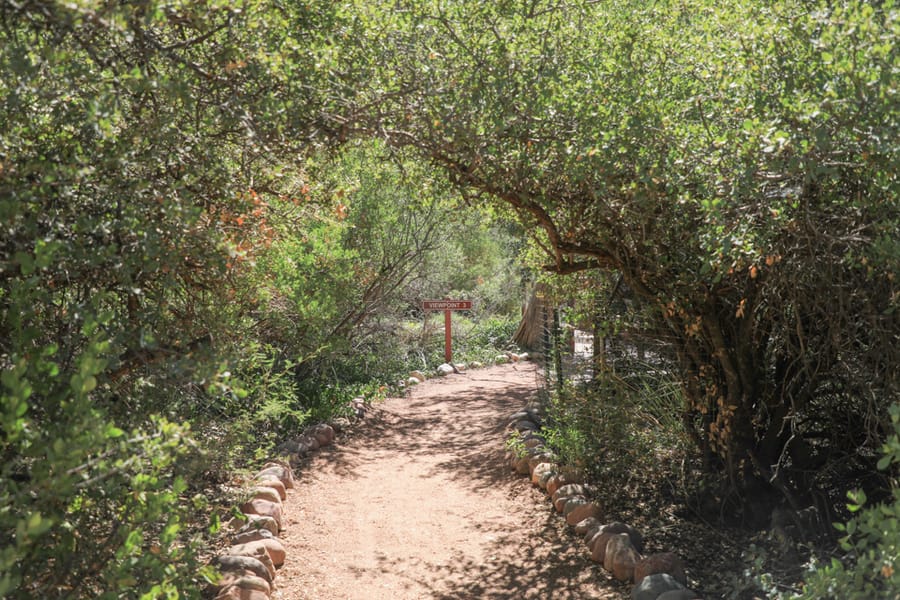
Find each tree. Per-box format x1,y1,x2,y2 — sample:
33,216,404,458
350,0,900,509
0,1,352,596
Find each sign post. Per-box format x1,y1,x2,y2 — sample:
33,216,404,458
422,299,473,363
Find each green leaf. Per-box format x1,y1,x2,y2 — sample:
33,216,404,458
106,425,125,438
14,251,34,276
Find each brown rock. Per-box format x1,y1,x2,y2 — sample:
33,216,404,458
237,515,279,537
256,463,294,489
531,463,556,489
587,530,610,558
528,452,554,474
228,538,287,567
574,516,601,536
583,523,602,547
552,484,589,505
554,493,583,513
212,574,271,596
613,548,640,582
513,455,531,475
567,501,602,526
545,474,564,497
249,486,282,505
562,497,590,518
537,470,557,490
546,471,581,497
589,522,643,562
240,498,283,531
634,552,687,587
231,528,275,546
254,477,287,501
314,423,335,446
212,554,273,584
604,533,640,582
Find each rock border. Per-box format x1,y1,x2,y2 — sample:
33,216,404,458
205,356,535,599
505,409,704,600
206,406,373,599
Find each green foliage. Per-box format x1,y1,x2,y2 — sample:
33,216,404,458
0,0,352,596
5,0,894,595
352,0,900,500
543,365,687,487
250,141,525,396
780,404,900,599
462,315,519,356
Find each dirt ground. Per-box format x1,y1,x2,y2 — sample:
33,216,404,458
274,363,627,600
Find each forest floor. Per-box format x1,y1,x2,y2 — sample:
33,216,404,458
274,362,629,600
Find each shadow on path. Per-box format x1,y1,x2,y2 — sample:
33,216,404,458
278,364,625,600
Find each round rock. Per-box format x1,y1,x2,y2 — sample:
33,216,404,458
214,585,269,600
604,533,641,582
589,522,644,562
531,462,556,489
240,498,283,531
527,451,554,474
249,486,282,505
314,423,335,446
574,516,601,536
254,477,287,501
552,484,589,505
212,554,273,584
513,455,531,475
634,552,687,586
567,502,602,526
562,496,590,519
227,538,286,567
236,514,279,537
436,363,455,376
231,527,275,546
631,573,688,600
213,574,271,596
256,463,294,489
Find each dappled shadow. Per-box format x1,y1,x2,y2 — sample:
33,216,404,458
280,364,626,599
297,367,543,492
367,504,623,599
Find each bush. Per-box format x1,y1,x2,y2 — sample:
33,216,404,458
543,364,687,491
779,404,900,600
358,0,900,507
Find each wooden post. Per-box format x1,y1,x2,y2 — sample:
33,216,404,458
422,299,472,365
444,308,452,363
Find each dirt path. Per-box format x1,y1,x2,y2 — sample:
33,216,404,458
275,363,624,600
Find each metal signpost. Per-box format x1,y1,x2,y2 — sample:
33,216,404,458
422,299,473,363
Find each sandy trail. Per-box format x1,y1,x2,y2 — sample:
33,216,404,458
275,363,623,599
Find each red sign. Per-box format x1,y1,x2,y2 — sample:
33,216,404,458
422,300,473,311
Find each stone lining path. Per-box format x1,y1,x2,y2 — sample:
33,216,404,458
275,363,625,599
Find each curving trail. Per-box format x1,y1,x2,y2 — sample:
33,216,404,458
275,363,624,600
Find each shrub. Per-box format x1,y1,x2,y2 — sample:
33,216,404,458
780,404,900,600
543,364,687,490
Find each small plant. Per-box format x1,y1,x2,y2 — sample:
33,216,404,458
778,404,900,599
